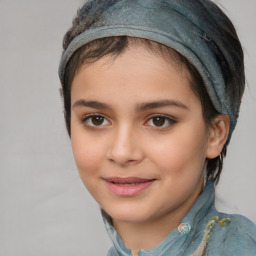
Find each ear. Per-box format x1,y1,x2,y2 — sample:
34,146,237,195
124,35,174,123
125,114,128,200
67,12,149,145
206,115,230,159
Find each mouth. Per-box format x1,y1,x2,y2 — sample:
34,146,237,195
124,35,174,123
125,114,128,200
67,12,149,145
103,177,156,197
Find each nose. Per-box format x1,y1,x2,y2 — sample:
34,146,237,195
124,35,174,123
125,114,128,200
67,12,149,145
106,125,144,166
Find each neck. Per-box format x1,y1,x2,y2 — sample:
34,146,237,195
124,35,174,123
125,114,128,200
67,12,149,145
112,178,204,255
113,213,180,255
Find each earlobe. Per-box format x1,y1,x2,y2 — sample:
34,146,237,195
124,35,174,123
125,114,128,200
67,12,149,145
206,115,230,159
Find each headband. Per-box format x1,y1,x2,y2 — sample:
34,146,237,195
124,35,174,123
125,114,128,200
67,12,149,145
59,0,244,144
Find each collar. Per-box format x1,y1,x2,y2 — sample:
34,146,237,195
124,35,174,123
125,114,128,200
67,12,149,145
102,181,215,256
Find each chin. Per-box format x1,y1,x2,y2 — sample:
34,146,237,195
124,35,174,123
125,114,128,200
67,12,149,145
103,204,156,224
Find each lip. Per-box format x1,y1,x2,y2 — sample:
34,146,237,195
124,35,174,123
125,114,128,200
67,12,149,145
103,177,155,197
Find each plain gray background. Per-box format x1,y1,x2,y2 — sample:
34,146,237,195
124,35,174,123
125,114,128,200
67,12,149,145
0,0,255,255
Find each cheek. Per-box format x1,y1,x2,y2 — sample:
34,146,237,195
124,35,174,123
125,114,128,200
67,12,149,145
71,136,106,198
147,125,208,177
71,127,105,180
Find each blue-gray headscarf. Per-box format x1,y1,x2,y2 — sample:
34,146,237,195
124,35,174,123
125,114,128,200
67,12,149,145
59,0,245,143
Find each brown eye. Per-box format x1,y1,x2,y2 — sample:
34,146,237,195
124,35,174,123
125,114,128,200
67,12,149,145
152,116,166,127
147,115,176,128
82,114,110,127
91,116,104,126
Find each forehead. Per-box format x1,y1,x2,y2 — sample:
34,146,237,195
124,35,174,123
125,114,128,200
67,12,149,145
71,45,200,110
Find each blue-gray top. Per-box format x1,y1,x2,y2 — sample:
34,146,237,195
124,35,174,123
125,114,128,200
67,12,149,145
103,181,256,255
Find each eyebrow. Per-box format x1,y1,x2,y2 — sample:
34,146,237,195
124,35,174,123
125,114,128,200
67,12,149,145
73,99,112,110
72,99,188,111
136,99,188,112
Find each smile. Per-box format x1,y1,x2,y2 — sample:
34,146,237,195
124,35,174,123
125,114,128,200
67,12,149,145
103,177,156,197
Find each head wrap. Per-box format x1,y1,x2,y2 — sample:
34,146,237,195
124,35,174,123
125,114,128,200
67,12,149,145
59,0,244,143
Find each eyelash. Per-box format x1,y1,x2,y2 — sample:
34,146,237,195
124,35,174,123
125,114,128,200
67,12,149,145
81,114,177,129
81,114,111,127
145,114,177,129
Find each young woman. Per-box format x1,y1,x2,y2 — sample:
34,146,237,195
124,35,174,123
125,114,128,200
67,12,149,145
58,0,256,255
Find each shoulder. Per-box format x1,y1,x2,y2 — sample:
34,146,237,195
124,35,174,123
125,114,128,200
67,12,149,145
208,213,256,256
222,213,256,241
225,214,256,252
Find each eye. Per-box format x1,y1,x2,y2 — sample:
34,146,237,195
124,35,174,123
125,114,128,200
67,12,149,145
146,115,176,128
82,114,110,127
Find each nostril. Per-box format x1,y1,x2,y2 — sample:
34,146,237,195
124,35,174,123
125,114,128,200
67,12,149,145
107,150,143,166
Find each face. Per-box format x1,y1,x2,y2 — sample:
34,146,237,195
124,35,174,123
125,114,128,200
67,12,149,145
70,46,213,225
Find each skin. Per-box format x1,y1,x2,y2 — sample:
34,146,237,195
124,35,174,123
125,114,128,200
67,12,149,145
70,45,229,255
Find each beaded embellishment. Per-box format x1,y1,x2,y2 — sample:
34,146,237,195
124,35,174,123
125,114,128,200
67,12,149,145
191,216,230,256
178,223,191,234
